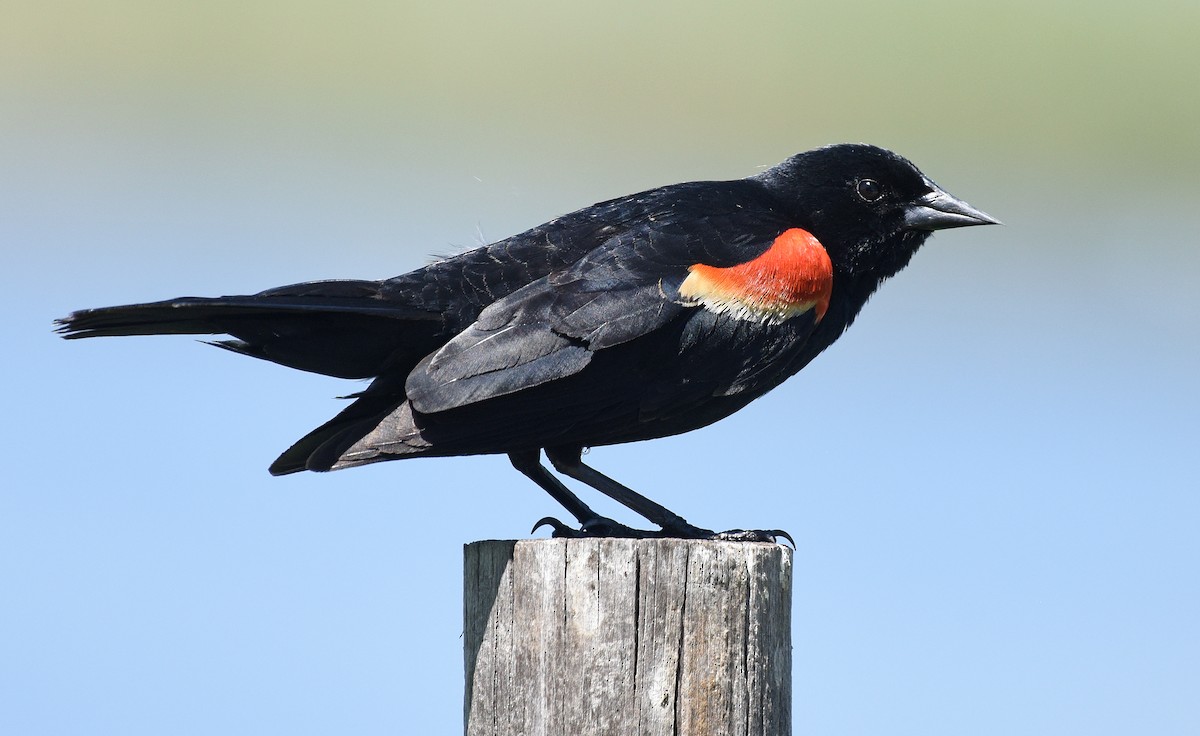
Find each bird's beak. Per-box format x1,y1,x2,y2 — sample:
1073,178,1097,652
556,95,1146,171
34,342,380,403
903,187,1001,231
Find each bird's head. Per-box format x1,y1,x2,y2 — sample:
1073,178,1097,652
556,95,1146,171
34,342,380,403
757,143,999,278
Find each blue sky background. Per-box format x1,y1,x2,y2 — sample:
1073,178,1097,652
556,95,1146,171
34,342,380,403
3,2,1198,734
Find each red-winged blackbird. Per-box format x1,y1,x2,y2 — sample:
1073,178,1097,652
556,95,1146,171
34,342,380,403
58,144,997,540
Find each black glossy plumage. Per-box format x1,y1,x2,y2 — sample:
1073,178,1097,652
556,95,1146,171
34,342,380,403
58,144,997,538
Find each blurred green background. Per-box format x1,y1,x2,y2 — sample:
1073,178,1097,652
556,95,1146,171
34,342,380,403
3,2,1197,734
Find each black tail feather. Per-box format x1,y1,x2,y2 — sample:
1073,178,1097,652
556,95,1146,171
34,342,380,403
56,282,450,379
269,379,407,475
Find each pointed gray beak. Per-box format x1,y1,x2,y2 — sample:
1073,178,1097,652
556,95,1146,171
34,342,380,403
903,188,1001,231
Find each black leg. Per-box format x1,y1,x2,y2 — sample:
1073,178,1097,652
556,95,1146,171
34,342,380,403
508,450,597,524
541,446,794,544
513,448,792,544
543,446,717,538
508,450,641,537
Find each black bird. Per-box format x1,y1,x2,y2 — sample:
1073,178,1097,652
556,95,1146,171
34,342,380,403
57,144,998,540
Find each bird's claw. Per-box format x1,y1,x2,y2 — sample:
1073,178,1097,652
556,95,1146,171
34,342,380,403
532,515,651,538
711,528,796,548
531,516,574,536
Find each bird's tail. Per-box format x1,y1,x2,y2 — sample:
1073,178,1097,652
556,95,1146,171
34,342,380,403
267,377,412,475
56,280,448,379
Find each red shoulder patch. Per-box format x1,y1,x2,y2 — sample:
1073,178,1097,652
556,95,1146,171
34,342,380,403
678,228,833,324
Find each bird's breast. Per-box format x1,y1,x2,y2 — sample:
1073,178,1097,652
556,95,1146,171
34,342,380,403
677,228,833,325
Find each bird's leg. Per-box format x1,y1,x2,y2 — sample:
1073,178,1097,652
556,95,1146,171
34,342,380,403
542,446,716,538
511,449,791,543
542,446,794,544
508,450,642,537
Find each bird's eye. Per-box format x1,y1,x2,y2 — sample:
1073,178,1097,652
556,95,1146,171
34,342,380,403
855,178,884,202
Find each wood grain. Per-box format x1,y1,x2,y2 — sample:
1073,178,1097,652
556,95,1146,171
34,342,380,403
465,538,792,735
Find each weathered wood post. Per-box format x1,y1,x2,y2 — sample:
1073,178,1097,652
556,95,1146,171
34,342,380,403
464,538,792,735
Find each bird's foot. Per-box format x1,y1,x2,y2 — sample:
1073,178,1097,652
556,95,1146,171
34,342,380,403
532,516,660,539
710,528,796,547
532,516,793,546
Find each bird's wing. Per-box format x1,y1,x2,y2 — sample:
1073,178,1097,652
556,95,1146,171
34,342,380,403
404,215,808,414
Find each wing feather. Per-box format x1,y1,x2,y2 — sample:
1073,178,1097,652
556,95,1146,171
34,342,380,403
404,212,797,415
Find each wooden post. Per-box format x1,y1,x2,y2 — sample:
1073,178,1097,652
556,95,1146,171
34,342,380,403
464,538,792,736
